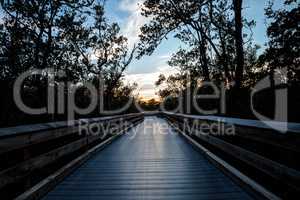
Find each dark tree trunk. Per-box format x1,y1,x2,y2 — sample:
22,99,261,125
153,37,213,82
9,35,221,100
199,40,210,81
233,0,244,88
269,67,275,90
219,29,232,86
197,22,210,81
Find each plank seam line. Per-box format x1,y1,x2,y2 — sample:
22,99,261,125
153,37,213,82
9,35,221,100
14,121,142,200
168,122,281,200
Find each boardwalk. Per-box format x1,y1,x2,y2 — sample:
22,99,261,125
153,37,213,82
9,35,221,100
43,117,253,200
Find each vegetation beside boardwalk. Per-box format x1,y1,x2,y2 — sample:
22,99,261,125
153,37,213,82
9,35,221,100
0,0,299,127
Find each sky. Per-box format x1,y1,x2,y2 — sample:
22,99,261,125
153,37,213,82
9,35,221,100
0,0,284,99
105,0,283,99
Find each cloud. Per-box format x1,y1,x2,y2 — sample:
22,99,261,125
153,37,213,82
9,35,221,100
119,0,147,49
159,54,172,60
124,64,177,98
117,0,178,98
125,52,173,75
119,0,141,11
124,72,157,98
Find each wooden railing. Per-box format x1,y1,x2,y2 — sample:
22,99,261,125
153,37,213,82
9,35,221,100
0,113,144,199
161,112,300,199
1,112,300,199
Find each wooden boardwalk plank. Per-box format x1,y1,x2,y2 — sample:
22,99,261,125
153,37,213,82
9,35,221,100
43,117,253,200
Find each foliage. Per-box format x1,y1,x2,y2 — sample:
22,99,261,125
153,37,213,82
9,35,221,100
143,0,300,121
0,0,137,127
139,0,255,86
264,0,300,84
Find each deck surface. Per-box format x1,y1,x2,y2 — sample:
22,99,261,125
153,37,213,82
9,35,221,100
43,117,253,200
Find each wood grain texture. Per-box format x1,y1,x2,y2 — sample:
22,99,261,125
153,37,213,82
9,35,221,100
42,117,253,200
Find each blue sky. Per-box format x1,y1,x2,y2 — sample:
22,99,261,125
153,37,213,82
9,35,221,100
0,0,283,99
105,0,283,99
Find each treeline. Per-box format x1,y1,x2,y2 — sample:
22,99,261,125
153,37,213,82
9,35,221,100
138,0,300,122
0,0,138,127
0,0,299,127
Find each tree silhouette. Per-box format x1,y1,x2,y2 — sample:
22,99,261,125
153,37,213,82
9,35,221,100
0,0,137,126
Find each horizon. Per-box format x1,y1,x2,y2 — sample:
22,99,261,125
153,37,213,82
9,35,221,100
0,1,299,199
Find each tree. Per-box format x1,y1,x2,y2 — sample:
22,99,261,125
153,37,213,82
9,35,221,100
139,0,253,87
264,0,300,85
0,0,94,81
0,0,96,125
233,0,245,88
0,0,138,126
168,48,202,86
139,0,213,81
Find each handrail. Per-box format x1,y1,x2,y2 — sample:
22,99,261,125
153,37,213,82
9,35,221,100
162,112,300,133
0,113,144,199
162,111,300,199
0,113,143,138
1,111,299,138
0,112,144,161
